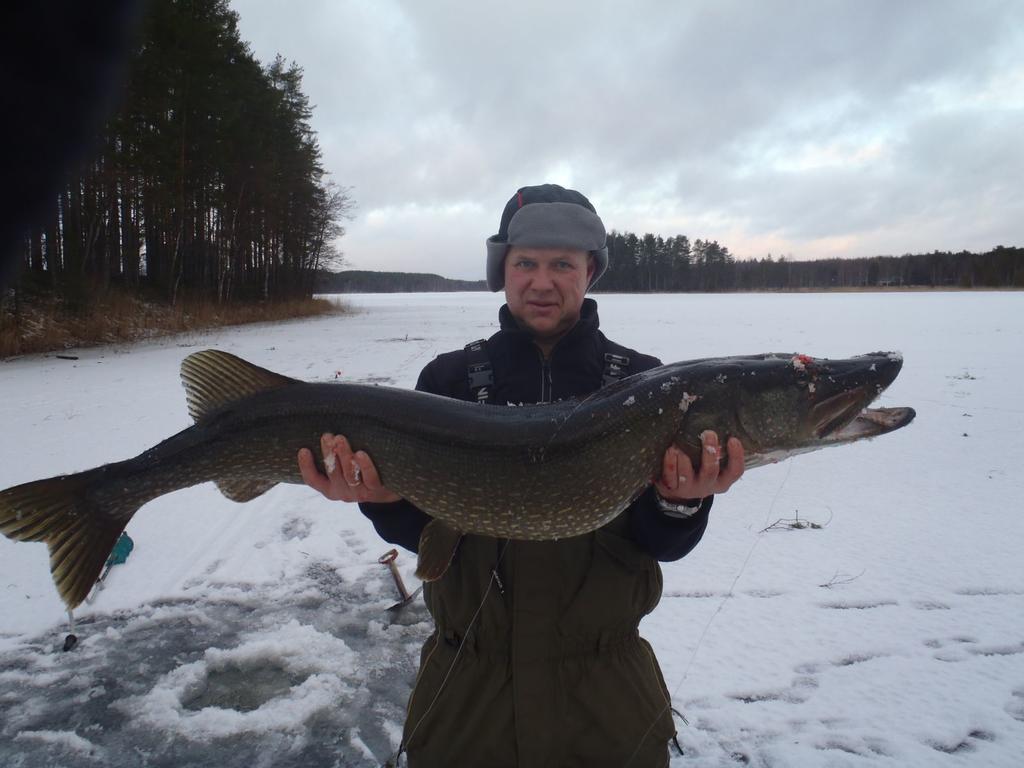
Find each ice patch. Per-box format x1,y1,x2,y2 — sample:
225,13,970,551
115,620,358,741
349,727,376,760
13,729,99,756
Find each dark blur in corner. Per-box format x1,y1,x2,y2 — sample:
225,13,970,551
1,0,145,291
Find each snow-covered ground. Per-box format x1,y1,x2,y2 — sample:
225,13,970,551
1,291,1022,767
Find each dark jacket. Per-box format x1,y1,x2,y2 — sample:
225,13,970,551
360,299,711,767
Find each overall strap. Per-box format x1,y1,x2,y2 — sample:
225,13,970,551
602,341,631,387
465,339,494,403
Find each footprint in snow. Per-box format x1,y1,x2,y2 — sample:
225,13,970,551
923,636,979,663
742,589,784,598
923,636,978,648
954,586,1024,596
927,729,995,754
968,642,1024,658
662,590,721,599
832,651,889,667
815,736,891,758
1006,688,1024,722
933,649,971,663
911,600,951,611
819,599,897,610
280,518,312,540
727,675,818,705
728,689,787,704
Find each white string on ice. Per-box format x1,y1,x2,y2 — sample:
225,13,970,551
623,461,794,767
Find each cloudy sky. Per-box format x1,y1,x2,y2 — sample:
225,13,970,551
231,0,1023,280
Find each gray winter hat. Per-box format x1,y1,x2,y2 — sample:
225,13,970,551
485,183,609,291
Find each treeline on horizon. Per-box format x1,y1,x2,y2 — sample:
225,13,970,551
595,234,1024,292
317,270,485,293
10,0,349,310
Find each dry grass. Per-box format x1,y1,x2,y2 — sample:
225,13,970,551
0,289,345,359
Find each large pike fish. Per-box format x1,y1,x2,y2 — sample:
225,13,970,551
1,350,915,609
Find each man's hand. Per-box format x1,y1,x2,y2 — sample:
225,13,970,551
298,433,402,504
654,431,744,502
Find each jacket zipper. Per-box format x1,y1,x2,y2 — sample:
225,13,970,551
538,351,553,403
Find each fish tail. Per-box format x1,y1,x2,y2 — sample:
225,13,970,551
0,470,130,610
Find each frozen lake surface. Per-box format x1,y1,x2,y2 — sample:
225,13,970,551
1,291,1023,766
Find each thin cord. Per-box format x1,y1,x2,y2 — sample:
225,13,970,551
623,461,793,767
391,538,511,766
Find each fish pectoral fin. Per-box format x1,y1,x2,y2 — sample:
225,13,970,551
180,350,300,423
214,478,278,503
415,520,463,582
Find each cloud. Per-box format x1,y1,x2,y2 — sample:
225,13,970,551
231,0,1024,277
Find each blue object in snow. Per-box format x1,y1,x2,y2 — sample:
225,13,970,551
105,532,134,567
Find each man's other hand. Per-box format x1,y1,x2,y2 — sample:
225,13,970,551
654,431,744,502
298,433,402,504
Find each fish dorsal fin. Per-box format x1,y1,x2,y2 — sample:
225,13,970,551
215,478,278,503
415,520,463,582
180,350,299,423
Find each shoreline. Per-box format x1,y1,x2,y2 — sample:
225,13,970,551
1,294,345,361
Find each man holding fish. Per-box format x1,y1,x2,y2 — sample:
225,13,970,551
299,184,745,767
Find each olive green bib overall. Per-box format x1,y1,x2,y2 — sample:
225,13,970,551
402,512,675,767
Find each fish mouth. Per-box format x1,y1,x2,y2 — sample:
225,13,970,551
811,388,871,439
819,405,917,443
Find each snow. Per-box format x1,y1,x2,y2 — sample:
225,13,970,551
2,290,1024,767
323,450,337,474
13,728,100,755
118,624,356,740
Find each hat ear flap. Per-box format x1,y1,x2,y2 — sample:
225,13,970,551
485,236,508,292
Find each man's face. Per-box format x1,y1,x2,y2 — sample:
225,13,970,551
503,247,594,341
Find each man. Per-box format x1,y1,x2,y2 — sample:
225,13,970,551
298,184,744,767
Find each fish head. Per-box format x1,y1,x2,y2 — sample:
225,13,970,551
675,352,915,468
